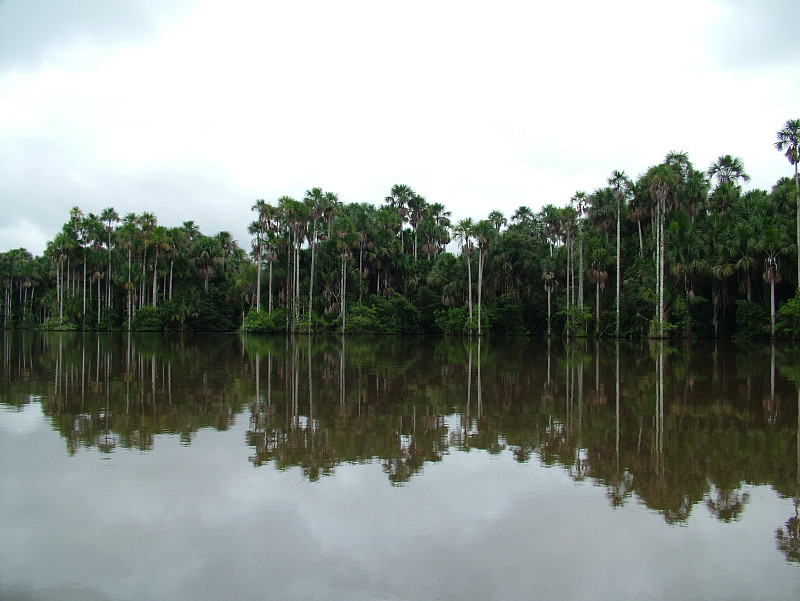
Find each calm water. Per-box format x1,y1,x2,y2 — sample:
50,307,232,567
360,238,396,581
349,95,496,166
1,332,799,601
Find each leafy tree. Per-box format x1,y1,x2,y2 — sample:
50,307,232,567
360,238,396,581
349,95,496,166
775,118,800,292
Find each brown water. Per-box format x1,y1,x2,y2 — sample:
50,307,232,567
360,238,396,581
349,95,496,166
1,332,799,600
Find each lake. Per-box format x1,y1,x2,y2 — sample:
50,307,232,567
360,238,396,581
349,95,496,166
1,332,799,600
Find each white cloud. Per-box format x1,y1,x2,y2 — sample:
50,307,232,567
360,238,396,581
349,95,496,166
1,0,797,255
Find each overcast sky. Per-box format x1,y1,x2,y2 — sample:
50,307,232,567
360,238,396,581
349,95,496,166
1,0,798,257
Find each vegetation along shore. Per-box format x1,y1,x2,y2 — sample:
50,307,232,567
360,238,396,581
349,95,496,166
2,120,799,338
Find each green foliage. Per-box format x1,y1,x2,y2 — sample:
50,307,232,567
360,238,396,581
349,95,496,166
434,307,470,335
343,295,423,335
39,318,78,331
241,308,288,333
130,306,163,331
775,296,800,339
734,300,769,339
669,296,693,338
559,306,592,337
486,294,526,335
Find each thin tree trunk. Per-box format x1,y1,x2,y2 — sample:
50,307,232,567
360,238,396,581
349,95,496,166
341,258,346,335
467,251,473,331
596,281,600,335
256,249,262,312
578,221,584,311
152,252,158,307
637,219,644,260
616,195,621,338
771,277,776,338
547,286,552,337
309,221,317,335
477,250,483,336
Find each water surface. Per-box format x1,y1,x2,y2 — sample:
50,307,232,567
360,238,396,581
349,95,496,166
1,333,799,600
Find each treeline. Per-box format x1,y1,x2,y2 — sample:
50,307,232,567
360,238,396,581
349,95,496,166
2,122,800,338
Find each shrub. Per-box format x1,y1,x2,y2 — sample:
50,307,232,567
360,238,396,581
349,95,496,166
130,305,163,331
776,296,800,339
486,294,526,335
240,308,287,333
734,300,769,339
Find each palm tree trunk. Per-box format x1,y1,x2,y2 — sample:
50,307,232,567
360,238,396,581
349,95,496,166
771,276,776,338
477,250,483,336
309,220,317,334
341,257,346,335
58,260,63,322
578,221,584,311
637,220,644,260
616,197,621,338
152,253,158,307
596,280,600,335
659,198,665,339
256,249,262,312
466,252,473,331
107,232,112,308
268,260,273,314
795,161,799,293
546,286,551,337
82,261,87,320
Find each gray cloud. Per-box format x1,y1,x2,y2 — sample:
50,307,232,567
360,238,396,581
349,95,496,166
709,0,800,69
0,0,196,73
0,133,255,255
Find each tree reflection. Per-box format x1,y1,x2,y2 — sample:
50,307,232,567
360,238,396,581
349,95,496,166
2,332,799,544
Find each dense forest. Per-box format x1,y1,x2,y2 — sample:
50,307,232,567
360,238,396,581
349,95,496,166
2,120,800,338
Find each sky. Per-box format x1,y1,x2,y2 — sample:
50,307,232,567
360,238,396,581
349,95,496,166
1,0,798,257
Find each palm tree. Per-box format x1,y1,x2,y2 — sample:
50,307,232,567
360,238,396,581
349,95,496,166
571,192,588,312
646,165,678,338
304,187,325,333
608,171,631,338
707,154,750,187
539,204,561,256
454,218,475,331
99,207,119,308
336,222,356,334
385,184,414,254
488,210,507,232
542,268,555,336
408,193,428,261
759,223,792,337
775,118,800,291
473,219,496,336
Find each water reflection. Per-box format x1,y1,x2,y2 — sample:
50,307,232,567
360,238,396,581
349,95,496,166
2,332,799,540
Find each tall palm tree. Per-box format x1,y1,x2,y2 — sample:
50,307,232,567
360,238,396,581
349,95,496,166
150,225,170,307
454,218,475,332
385,184,414,254
408,193,428,261
646,165,678,338
99,207,119,308
775,118,800,292
303,188,324,336
759,222,792,337
608,171,631,337
473,219,496,337
539,204,561,256
248,214,265,312
571,192,588,312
